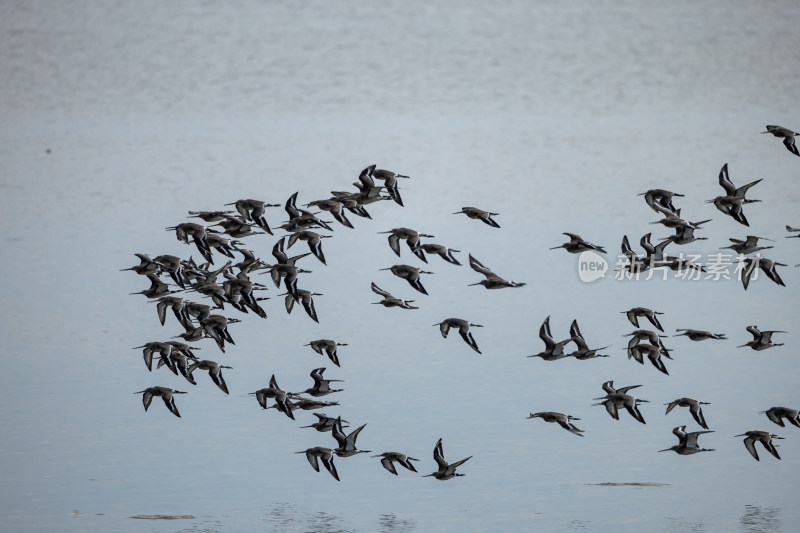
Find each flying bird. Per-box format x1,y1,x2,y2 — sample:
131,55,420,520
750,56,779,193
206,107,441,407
735,430,784,461
659,425,714,455
372,452,420,475
453,207,501,228
550,233,606,254
422,438,472,480
134,386,187,418
527,412,584,436
762,125,799,156
433,318,483,354
664,397,710,429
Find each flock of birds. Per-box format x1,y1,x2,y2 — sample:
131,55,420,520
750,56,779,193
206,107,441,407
125,125,798,481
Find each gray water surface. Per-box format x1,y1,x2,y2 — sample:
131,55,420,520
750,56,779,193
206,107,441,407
1,1,799,532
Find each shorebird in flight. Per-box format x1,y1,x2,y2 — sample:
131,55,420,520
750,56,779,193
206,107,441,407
740,256,787,290
659,425,714,455
738,326,786,351
287,230,331,265
378,227,433,262
370,282,418,309
422,438,472,480
296,367,343,397
225,198,279,234
453,207,501,228
372,452,420,475
760,407,800,428
735,430,784,461
365,164,410,206
304,339,348,367
250,375,295,420
675,329,727,341
411,243,462,265
380,264,433,295
528,316,572,361
622,307,665,332
762,125,799,156
568,319,610,359
721,235,774,255
550,232,606,254
283,289,322,323
527,412,584,436
187,359,232,394
467,254,525,289
331,417,370,457
433,318,483,354
300,412,349,432
716,163,762,203
639,189,684,215
297,447,340,480
593,382,648,424
134,386,186,418
121,253,161,276
664,397,710,429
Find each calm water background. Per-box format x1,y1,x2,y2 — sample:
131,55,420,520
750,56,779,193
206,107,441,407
1,1,799,531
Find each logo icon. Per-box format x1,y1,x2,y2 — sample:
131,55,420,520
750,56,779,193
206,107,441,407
578,251,608,283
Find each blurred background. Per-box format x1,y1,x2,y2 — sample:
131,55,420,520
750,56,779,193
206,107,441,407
1,1,798,531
